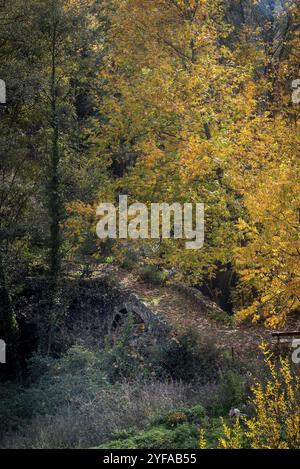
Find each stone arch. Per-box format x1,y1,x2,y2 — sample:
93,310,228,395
111,304,145,332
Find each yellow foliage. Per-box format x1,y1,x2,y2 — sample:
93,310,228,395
218,345,300,449
99,0,300,324
231,119,300,327
101,0,253,283
218,417,244,449
199,428,207,449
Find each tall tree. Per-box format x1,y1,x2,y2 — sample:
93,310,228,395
0,0,108,354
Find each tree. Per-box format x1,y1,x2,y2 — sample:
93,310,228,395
99,0,253,290
0,0,109,354
99,0,300,325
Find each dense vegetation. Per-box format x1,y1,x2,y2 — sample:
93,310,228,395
0,0,299,449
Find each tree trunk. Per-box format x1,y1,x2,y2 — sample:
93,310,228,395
45,21,62,354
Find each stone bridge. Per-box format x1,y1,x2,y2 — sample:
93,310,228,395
65,276,170,345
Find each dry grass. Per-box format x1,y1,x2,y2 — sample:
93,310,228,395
1,379,205,449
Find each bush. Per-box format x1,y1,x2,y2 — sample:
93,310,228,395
184,404,206,423
150,330,222,383
219,346,300,449
121,249,140,271
0,346,108,437
95,404,207,449
96,423,199,449
1,380,197,448
212,371,247,416
0,382,27,434
139,265,167,286
154,404,206,428
103,272,118,288
165,412,188,427
101,312,150,382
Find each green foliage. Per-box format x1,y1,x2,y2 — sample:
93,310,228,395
26,354,56,383
154,404,206,428
0,382,27,434
183,404,207,424
0,374,199,448
121,249,140,271
101,312,149,382
94,403,214,449
96,424,199,449
0,346,108,436
199,416,226,449
139,265,167,286
151,331,222,383
211,371,247,416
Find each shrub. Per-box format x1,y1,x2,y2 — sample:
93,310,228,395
0,346,108,437
96,423,199,449
121,249,140,271
0,382,27,434
198,416,225,449
212,371,247,416
165,412,188,427
1,380,197,449
101,312,150,382
184,404,206,423
103,272,118,288
26,354,55,382
151,330,222,383
154,404,206,428
98,403,208,449
27,347,107,417
219,345,300,448
139,265,167,286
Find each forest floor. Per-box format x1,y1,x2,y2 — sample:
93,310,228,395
81,263,274,356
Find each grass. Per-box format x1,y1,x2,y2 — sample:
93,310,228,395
94,405,225,449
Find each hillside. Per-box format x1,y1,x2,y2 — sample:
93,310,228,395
82,264,271,355
0,0,299,452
